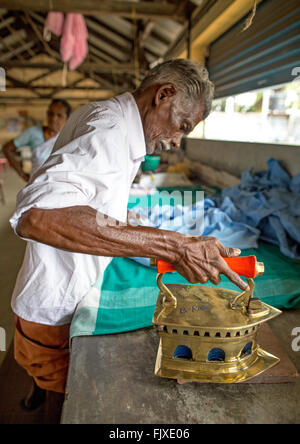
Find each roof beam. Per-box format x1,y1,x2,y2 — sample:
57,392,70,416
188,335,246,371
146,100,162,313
42,75,87,99
5,73,44,97
0,39,37,62
78,66,127,94
85,18,132,52
88,33,128,63
22,10,59,61
27,67,62,85
0,28,27,50
0,15,14,30
2,61,138,73
7,85,102,90
0,0,186,21
0,95,114,102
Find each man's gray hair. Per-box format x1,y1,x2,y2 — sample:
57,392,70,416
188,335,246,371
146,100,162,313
137,59,215,120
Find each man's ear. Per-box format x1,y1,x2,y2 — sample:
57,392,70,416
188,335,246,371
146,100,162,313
154,84,176,106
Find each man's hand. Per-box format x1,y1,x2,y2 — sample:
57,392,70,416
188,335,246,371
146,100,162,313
171,236,248,291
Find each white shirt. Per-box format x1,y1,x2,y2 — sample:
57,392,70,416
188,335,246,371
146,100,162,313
10,92,146,326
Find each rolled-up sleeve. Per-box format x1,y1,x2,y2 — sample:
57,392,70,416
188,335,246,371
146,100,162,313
10,114,127,237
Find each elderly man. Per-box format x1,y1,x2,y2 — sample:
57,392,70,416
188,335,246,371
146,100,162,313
10,59,247,423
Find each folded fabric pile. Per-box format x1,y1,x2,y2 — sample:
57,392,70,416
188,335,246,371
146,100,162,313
129,158,300,265
214,158,300,260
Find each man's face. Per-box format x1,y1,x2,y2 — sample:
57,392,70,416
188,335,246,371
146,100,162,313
47,102,68,134
143,86,204,155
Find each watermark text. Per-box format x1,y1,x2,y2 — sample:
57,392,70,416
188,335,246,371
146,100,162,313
292,67,300,83
291,327,300,352
0,67,5,91
0,327,6,352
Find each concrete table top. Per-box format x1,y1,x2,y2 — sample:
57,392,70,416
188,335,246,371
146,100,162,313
61,311,300,424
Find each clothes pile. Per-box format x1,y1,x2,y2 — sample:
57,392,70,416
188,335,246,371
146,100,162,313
215,158,300,260
129,158,300,266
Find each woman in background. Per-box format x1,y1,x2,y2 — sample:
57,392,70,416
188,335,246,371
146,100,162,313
3,99,71,182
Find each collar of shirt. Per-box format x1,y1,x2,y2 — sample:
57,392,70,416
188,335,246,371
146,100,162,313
116,92,147,161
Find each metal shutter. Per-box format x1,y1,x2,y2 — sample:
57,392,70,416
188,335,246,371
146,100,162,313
207,0,300,99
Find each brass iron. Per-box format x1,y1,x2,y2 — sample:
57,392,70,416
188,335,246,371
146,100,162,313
152,269,282,383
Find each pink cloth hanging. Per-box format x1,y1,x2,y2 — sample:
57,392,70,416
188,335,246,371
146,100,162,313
69,14,89,70
44,11,64,37
44,12,88,70
60,13,88,70
60,13,76,63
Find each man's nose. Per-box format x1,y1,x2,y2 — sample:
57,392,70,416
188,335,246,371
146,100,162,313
170,135,183,150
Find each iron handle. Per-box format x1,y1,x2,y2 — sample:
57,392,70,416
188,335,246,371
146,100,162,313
151,256,264,279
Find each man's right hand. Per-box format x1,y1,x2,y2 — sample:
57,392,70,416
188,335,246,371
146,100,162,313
171,235,249,291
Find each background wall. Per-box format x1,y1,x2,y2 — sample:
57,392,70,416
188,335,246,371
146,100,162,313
185,138,300,178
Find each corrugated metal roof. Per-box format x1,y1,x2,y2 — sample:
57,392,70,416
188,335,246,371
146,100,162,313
208,0,300,98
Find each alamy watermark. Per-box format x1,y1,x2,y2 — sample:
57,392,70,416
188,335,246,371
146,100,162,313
0,327,5,352
0,67,5,91
291,327,300,352
96,190,205,235
292,67,300,83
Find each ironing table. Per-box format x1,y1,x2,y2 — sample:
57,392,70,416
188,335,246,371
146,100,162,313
61,185,300,424
61,309,299,425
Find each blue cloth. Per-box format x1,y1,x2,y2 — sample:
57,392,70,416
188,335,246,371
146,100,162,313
213,159,300,260
14,126,45,151
130,194,260,268
130,159,300,266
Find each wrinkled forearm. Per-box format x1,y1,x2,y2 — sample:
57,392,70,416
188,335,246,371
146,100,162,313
16,205,249,290
16,205,183,263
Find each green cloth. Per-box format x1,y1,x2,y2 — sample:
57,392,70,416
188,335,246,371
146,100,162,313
71,241,300,338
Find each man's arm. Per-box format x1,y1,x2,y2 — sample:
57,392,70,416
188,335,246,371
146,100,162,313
3,140,29,182
16,205,249,291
